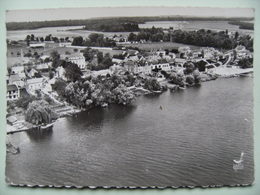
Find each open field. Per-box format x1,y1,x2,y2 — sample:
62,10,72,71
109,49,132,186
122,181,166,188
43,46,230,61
120,41,202,51
7,44,123,68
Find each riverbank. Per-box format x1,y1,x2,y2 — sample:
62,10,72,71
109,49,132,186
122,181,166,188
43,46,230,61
209,66,253,77
6,68,252,135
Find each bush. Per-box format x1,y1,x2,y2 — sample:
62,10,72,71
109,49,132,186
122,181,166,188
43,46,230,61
144,78,161,91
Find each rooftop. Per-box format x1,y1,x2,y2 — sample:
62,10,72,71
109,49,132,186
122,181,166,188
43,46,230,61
7,84,18,91
27,77,44,84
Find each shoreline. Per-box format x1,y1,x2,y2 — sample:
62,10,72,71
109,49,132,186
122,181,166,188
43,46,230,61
6,70,252,135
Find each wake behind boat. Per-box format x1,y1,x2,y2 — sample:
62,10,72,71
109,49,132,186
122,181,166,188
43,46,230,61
233,152,244,171
233,152,244,164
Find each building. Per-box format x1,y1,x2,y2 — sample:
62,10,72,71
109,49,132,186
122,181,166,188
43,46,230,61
11,65,24,75
9,74,25,88
64,54,86,70
29,43,46,48
27,68,38,78
55,66,66,80
35,62,51,72
59,42,72,47
7,84,20,101
150,63,174,72
26,77,44,92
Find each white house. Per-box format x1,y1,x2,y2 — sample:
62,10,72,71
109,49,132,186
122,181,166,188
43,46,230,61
7,84,20,101
27,68,38,78
59,42,72,47
150,63,174,72
112,58,124,64
55,66,66,80
29,43,45,48
66,55,86,70
26,77,44,92
35,62,51,71
9,74,25,88
11,65,24,75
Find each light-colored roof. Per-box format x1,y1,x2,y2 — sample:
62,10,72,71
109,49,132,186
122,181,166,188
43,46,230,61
27,77,44,85
35,63,49,70
11,66,24,71
9,74,21,82
7,116,17,123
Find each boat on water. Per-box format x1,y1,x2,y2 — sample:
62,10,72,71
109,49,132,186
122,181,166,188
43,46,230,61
233,152,244,171
233,152,244,164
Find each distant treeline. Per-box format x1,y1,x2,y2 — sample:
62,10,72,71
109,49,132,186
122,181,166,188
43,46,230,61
228,21,254,30
6,16,254,31
128,28,254,51
72,33,116,47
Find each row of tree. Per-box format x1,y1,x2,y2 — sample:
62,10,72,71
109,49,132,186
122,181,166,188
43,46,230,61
127,27,254,51
72,33,116,47
52,72,165,109
84,22,139,32
25,34,70,45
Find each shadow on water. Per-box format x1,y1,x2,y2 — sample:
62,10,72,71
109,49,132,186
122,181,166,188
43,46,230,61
143,93,163,99
64,104,136,132
26,128,53,142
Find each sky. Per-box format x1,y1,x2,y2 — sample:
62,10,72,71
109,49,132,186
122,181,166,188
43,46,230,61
6,7,254,22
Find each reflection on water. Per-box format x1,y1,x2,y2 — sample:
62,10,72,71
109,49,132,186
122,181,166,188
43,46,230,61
6,77,254,187
26,128,53,142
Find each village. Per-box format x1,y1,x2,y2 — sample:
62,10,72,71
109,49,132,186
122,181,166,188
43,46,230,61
6,30,253,134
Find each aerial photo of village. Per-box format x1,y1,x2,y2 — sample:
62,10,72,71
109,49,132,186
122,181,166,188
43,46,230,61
5,7,254,187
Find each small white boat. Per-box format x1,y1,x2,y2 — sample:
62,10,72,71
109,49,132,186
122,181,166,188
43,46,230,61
233,152,244,164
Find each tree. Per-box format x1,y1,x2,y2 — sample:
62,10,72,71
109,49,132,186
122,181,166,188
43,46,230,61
112,84,135,105
64,62,83,81
183,61,195,74
83,48,96,62
144,78,161,91
45,34,52,41
194,60,207,72
52,79,67,97
169,73,185,87
16,95,37,109
193,70,201,85
50,50,61,68
185,75,195,85
25,100,57,125
72,36,84,46
128,32,137,42
237,57,253,69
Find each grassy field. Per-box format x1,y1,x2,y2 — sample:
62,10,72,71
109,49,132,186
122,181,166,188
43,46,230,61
121,42,202,51
7,44,123,68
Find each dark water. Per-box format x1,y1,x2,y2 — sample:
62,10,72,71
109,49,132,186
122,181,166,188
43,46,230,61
6,77,254,187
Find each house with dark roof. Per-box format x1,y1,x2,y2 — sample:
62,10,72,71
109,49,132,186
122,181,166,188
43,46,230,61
7,84,20,101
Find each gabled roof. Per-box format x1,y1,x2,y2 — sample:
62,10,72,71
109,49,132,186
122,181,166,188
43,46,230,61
7,84,18,91
9,74,21,82
27,77,44,85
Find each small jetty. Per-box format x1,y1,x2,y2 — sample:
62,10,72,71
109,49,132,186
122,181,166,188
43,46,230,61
7,122,54,135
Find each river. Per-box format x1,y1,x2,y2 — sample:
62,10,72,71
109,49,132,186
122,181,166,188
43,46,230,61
6,77,254,187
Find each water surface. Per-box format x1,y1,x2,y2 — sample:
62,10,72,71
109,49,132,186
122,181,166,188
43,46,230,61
6,77,254,187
